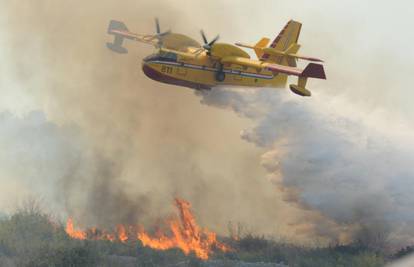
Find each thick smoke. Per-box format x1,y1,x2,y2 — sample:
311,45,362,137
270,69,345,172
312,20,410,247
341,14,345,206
0,0,320,243
0,111,154,227
0,111,86,212
200,87,414,246
1,0,414,246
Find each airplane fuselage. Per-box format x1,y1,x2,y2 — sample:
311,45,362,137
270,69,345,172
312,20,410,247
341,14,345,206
142,52,288,90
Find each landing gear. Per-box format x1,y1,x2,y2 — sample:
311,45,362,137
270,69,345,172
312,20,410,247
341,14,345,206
215,71,225,82
215,64,225,82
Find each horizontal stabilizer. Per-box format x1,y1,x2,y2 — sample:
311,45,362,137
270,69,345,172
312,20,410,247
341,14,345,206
291,54,324,62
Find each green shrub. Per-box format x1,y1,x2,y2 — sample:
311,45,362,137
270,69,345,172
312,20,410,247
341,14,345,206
0,206,99,267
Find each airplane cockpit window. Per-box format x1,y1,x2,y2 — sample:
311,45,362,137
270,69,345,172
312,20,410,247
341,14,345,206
159,52,177,62
143,52,177,63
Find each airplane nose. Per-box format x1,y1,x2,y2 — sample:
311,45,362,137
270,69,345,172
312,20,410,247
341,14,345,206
142,62,162,82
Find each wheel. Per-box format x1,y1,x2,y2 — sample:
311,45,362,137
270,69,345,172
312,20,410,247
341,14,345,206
215,72,225,82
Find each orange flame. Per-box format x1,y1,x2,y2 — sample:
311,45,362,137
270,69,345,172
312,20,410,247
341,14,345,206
65,218,86,240
137,198,230,260
117,224,128,243
64,198,231,260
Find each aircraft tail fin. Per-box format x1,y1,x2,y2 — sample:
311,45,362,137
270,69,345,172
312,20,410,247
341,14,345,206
261,20,302,66
285,43,301,55
284,43,301,67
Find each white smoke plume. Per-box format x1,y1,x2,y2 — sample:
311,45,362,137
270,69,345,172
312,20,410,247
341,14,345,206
199,87,414,246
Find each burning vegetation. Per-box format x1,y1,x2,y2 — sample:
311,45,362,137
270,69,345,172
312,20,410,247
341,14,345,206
65,198,230,260
0,200,401,266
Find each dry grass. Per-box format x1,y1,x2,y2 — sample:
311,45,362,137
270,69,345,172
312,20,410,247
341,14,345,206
0,204,398,267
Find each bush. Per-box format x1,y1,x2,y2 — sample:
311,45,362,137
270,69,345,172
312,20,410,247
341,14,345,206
0,205,99,267
0,205,391,267
393,245,414,259
238,234,270,252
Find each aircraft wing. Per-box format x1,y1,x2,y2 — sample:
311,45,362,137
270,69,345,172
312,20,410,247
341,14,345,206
107,20,201,54
106,20,163,53
159,48,200,59
109,29,157,45
221,56,326,79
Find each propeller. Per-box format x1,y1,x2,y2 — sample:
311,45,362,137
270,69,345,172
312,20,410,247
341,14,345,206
200,30,219,54
152,18,171,48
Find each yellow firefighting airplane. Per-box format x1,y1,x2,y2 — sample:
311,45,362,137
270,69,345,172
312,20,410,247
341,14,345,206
106,19,326,96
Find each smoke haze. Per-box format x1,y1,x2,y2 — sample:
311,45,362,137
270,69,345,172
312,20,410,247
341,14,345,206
0,0,309,241
1,0,414,246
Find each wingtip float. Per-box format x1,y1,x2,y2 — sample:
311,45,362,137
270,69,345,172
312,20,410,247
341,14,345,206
107,19,326,97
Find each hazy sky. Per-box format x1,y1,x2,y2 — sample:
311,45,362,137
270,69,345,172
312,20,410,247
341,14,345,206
0,0,414,245
2,0,414,118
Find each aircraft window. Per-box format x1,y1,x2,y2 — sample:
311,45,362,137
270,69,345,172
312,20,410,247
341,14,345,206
160,52,177,62
144,54,159,62
143,53,177,62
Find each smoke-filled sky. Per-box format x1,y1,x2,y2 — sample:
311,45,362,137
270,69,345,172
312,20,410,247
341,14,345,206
1,0,414,246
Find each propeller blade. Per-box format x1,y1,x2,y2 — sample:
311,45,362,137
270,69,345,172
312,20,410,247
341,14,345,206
208,35,220,46
200,30,219,53
200,30,208,45
159,30,171,37
155,18,161,34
